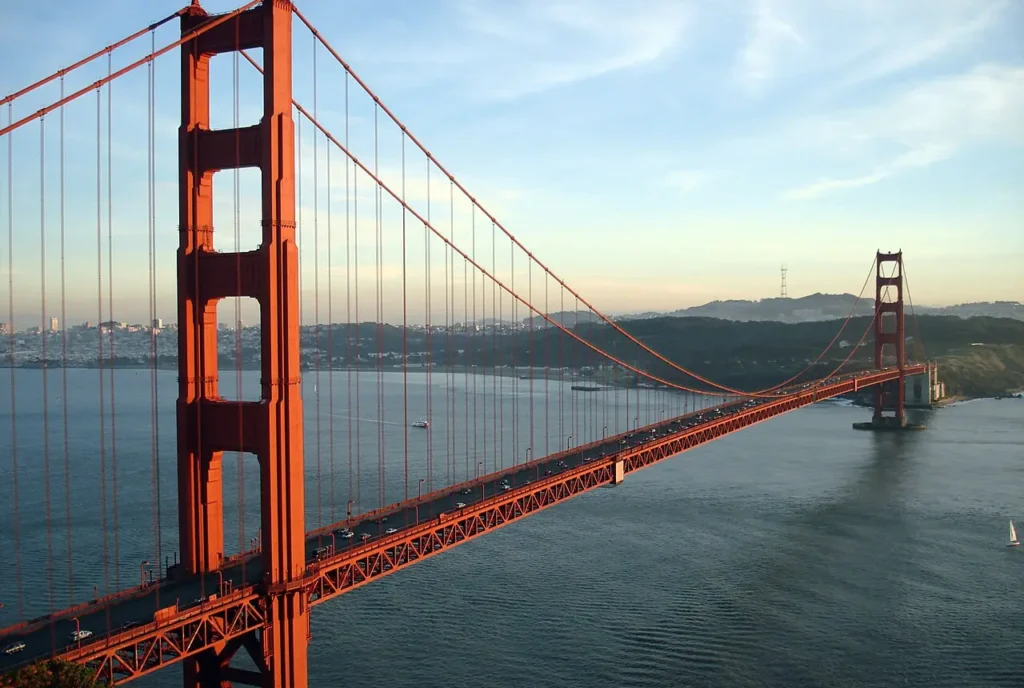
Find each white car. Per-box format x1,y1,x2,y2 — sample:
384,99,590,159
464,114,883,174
455,502,466,509
70,629,93,642
3,641,25,655
384,527,398,535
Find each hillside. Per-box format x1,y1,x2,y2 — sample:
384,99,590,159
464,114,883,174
524,297,1024,327
315,315,1024,398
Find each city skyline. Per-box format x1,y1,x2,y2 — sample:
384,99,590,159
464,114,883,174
1,0,1022,331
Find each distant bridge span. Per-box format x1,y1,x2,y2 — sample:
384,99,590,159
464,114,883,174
1,365,921,684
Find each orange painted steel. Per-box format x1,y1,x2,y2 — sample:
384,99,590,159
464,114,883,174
60,591,266,685
302,366,925,605
873,251,907,424
176,0,307,685
14,366,920,685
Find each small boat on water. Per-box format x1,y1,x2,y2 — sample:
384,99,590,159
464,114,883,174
412,419,429,429
1008,520,1020,547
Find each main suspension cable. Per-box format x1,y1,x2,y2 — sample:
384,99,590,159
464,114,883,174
233,72,811,399
287,4,830,398
0,1,262,138
0,8,188,107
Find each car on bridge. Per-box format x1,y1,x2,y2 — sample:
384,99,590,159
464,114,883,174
3,641,25,655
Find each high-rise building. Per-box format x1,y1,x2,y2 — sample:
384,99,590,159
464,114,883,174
152,318,163,329
0,321,8,335
49,316,58,332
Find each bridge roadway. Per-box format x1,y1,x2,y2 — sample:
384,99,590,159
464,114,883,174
0,366,923,678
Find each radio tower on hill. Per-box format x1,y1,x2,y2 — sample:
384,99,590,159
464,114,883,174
780,264,788,298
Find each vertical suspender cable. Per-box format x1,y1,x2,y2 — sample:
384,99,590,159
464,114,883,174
6,103,23,621
470,207,477,482
402,132,409,511
528,259,534,467
353,158,361,514
40,115,56,647
445,183,451,485
328,126,336,526
60,75,74,607
559,285,564,454
450,182,458,482
491,222,497,473
106,56,121,595
345,73,354,520
498,240,503,471
374,103,384,513
424,160,433,493
146,43,162,605
313,37,323,534
95,88,110,601
545,274,550,459
478,212,487,474
510,244,517,468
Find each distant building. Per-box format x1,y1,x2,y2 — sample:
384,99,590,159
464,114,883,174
0,321,8,335
152,318,163,329
49,316,58,332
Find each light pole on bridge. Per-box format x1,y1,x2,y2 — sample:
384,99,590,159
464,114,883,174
416,479,425,524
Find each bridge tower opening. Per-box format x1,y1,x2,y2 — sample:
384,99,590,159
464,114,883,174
177,1,308,686
853,250,924,431
872,251,905,427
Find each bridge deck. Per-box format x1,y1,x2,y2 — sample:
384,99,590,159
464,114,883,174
0,366,923,683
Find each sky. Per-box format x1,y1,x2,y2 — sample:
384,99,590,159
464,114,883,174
0,0,1022,329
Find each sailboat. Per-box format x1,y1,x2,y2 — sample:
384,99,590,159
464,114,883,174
1009,520,1020,547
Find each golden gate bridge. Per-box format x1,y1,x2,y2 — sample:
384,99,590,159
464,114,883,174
0,1,930,685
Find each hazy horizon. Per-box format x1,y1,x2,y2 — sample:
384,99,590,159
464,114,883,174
3,291,1020,332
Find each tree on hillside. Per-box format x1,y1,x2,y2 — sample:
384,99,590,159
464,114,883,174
0,659,102,688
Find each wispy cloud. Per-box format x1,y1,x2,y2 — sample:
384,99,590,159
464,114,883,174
836,0,1009,88
734,0,805,92
344,0,691,101
784,144,952,200
781,64,1024,199
729,0,1010,96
